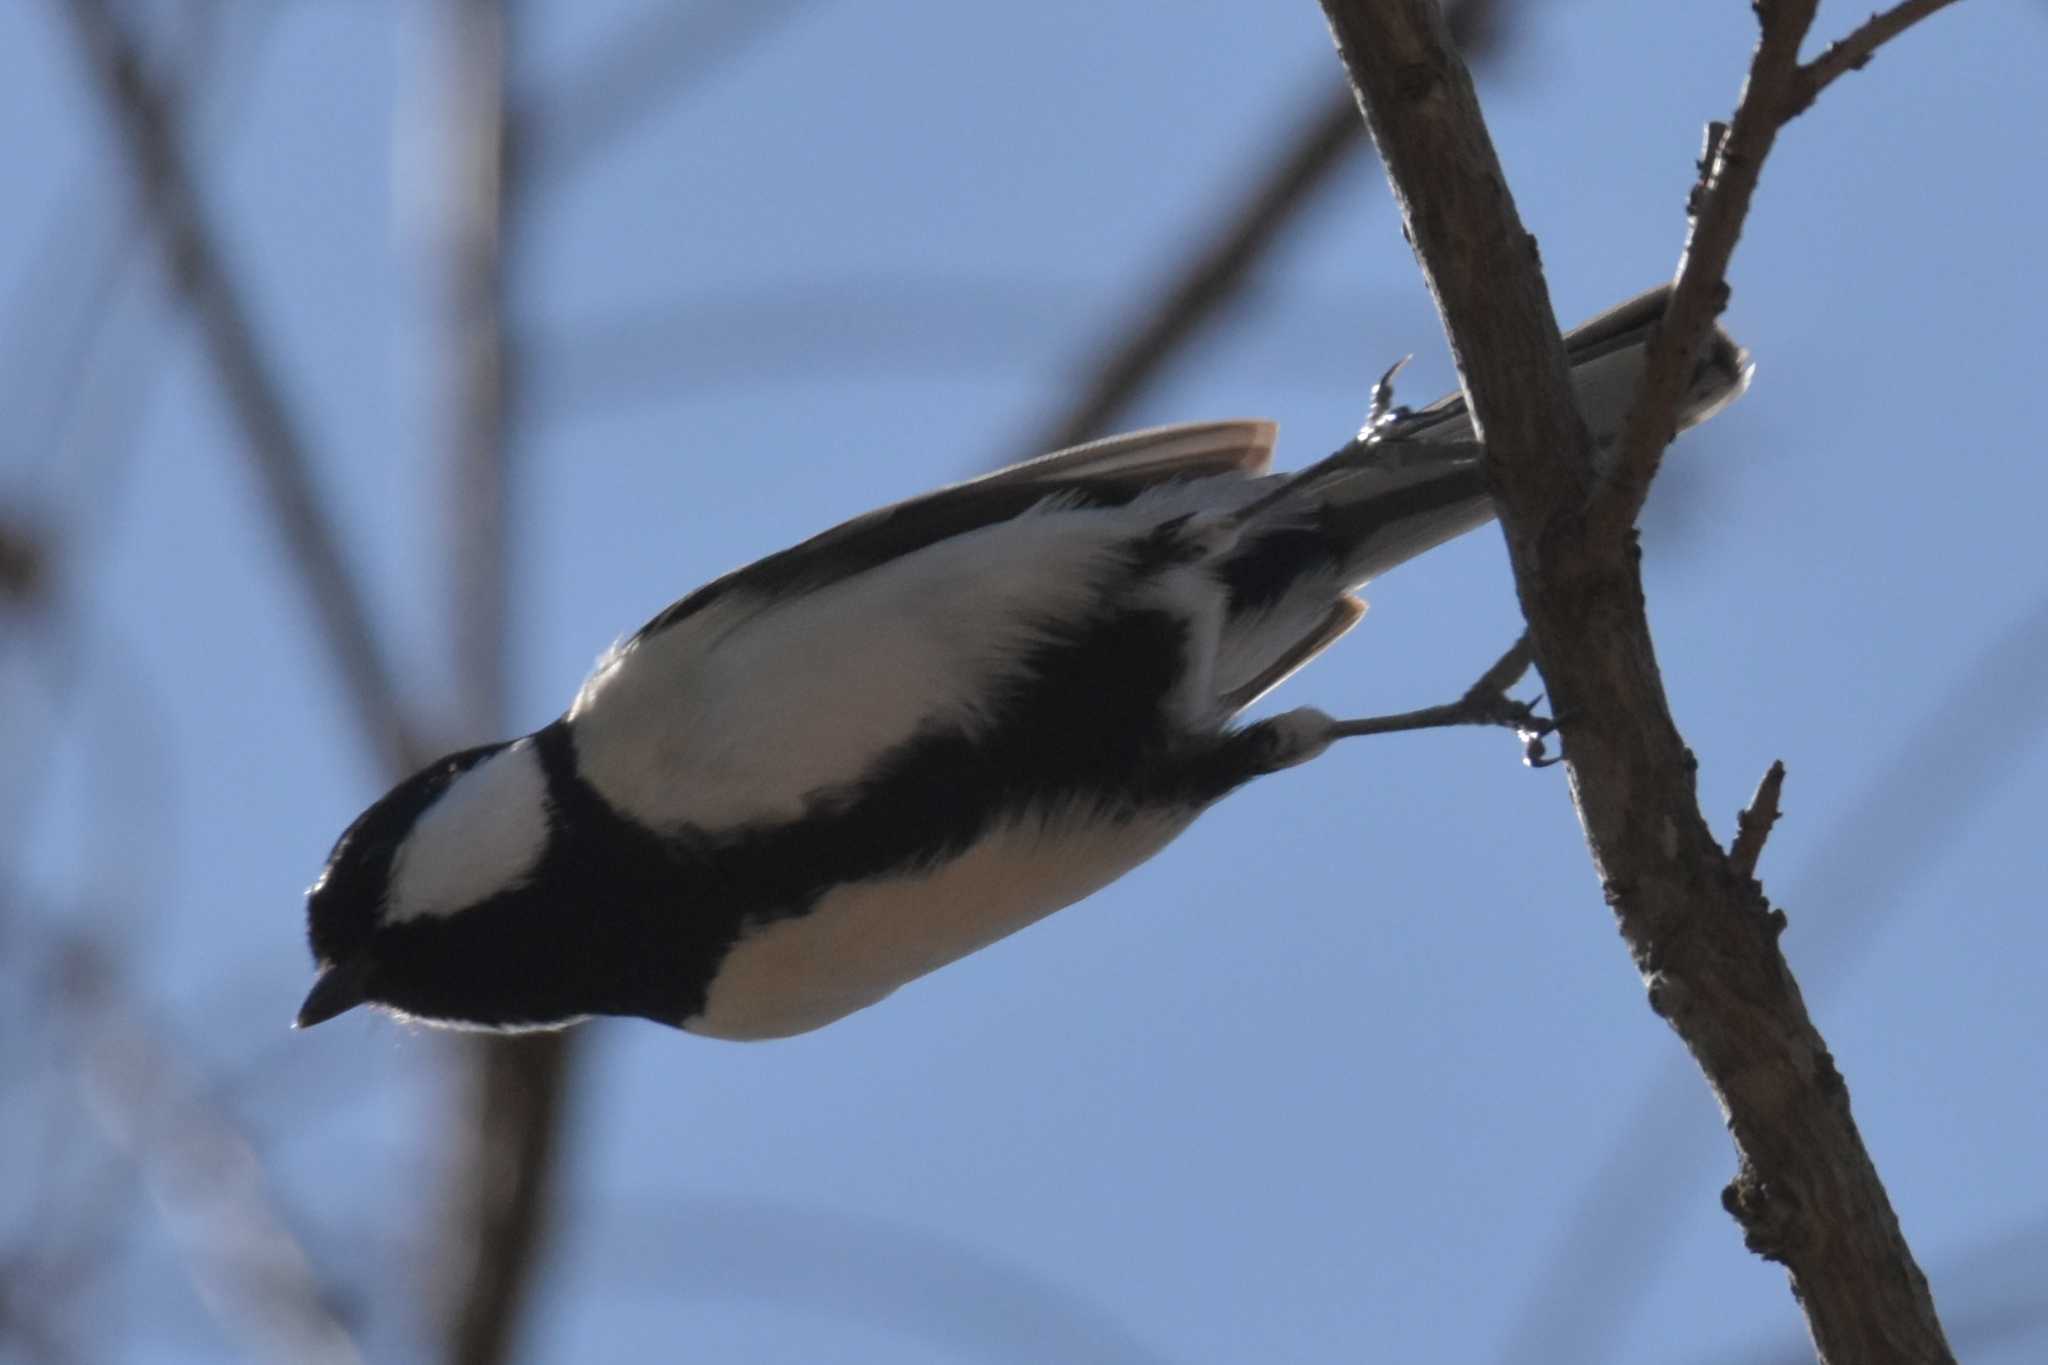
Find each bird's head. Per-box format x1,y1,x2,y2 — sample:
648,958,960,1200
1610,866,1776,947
296,735,569,1031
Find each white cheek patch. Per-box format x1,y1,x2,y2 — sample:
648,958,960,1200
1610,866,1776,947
386,740,551,921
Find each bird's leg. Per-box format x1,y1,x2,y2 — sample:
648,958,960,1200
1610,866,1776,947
1339,633,1558,765
1245,635,1560,773
1327,687,1558,767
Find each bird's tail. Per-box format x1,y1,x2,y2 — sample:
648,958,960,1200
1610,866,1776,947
1210,286,1751,708
1229,285,1751,598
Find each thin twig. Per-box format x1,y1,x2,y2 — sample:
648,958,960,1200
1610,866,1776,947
1002,0,1515,464
56,0,429,777
1314,0,1956,1359
1005,87,1365,460
1794,0,1967,113
1592,0,1967,534
1467,633,1535,701
510,0,812,200
1590,0,1815,533
2,2,280,504
56,936,366,1365
1729,760,1787,881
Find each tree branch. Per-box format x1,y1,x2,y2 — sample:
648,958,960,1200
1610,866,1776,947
1730,760,1788,881
509,0,813,201
425,6,583,1365
1005,87,1366,461
1002,0,1516,463
56,936,366,1365
57,0,429,778
1313,1,1956,1360
1795,0,1967,113
1594,0,1966,535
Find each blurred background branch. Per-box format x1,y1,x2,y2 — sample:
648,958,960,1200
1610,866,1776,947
998,0,1510,464
56,933,366,1365
424,7,584,1365
510,0,817,200
57,0,430,779
7,1,2040,1362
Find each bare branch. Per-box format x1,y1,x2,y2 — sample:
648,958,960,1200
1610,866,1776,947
56,0,429,777
56,937,365,1365
1591,0,1814,533
1466,632,1536,702
0,518,49,606
1592,0,1967,535
511,0,812,199
1006,87,1366,460
1729,760,1788,881
1002,0,1516,462
426,6,583,1365
1795,0,1968,112
1314,1,1956,1359
440,1035,577,1365
1316,1,1591,518
442,0,513,750
1506,590,2048,1363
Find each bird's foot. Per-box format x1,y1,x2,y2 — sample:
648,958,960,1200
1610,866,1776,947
1321,636,1563,768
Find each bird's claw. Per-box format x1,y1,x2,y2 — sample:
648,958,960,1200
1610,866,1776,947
1512,697,1563,768
1361,355,1416,435
1461,689,1561,768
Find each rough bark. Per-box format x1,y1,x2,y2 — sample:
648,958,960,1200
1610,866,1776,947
1313,1,1960,1360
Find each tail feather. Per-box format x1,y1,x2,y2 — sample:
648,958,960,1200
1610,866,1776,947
1209,284,1751,710
1234,283,1752,597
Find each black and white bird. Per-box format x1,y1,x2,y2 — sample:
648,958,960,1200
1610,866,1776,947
296,288,1750,1039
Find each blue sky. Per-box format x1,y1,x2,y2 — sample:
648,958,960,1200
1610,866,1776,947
4,1,2045,1362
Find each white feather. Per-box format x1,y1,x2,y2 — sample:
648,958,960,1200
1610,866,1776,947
568,500,1168,830
688,802,1194,1039
386,740,550,921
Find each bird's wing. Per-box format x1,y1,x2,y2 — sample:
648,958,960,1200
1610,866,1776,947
573,441,1262,830
969,419,1276,487
630,420,1277,644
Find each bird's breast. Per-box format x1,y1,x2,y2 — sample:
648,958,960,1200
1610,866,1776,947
686,803,1196,1040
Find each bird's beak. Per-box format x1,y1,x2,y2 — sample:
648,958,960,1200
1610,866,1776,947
295,956,371,1029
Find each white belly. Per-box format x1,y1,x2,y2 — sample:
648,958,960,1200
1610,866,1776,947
687,804,1195,1040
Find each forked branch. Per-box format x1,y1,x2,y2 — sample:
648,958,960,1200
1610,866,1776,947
1312,0,1961,1359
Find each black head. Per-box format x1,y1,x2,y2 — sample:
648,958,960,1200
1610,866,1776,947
297,741,509,1028
296,723,726,1033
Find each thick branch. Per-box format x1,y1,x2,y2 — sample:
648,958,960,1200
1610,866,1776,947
1314,1,1955,1360
1315,0,1592,523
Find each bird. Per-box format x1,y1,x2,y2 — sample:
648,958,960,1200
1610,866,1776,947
295,287,1750,1039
